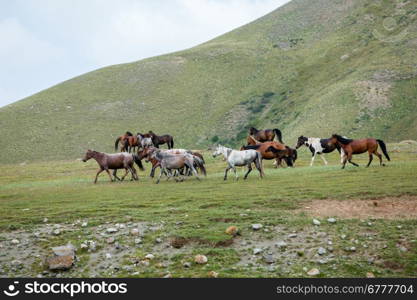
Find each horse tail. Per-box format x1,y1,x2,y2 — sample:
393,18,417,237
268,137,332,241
115,137,121,151
273,129,283,143
124,138,130,153
194,156,207,176
292,148,298,162
133,154,145,171
377,139,391,161
171,138,174,149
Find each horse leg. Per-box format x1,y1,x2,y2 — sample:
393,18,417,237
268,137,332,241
341,155,348,169
375,150,384,166
233,166,238,181
320,154,328,166
94,169,104,184
131,166,139,181
121,168,129,181
244,164,252,180
113,170,121,181
224,166,231,181
347,154,359,167
310,153,317,167
156,167,165,184
366,152,374,168
105,169,114,182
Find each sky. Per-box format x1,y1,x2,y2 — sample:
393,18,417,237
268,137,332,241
0,0,290,108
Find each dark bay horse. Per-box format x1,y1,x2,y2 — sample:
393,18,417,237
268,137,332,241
124,135,141,153
82,150,144,183
242,142,297,168
249,127,283,144
328,135,390,169
115,132,133,152
148,131,174,149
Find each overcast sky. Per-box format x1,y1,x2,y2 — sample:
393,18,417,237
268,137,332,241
0,0,290,107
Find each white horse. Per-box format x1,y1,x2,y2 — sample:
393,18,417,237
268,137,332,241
295,136,345,166
212,145,264,180
137,134,154,148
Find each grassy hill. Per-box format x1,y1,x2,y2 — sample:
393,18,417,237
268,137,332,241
1,0,417,163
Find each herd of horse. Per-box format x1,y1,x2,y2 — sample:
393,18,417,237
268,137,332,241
82,127,391,184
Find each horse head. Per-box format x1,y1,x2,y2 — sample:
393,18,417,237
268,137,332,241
82,150,95,162
295,136,308,149
249,127,258,135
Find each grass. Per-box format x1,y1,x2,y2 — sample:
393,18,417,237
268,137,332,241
0,143,416,278
0,0,416,163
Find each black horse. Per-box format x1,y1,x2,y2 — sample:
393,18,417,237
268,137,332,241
147,131,174,149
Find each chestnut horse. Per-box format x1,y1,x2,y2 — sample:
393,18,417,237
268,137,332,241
114,131,133,152
82,150,144,183
124,135,142,153
242,141,297,168
147,131,174,149
249,127,283,143
328,134,390,169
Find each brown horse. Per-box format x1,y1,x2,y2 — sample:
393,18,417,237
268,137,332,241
241,141,297,167
328,134,390,169
115,131,133,152
249,127,283,143
124,135,141,153
148,131,174,149
82,150,144,183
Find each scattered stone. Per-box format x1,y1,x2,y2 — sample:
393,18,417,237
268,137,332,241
318,259,328,265
106,237,115,244
263,254,275,264
134,238,142,245
46,255,74,271
253,248,263,255
145,254,155,260
163,273,172,278
313,219,321,226
106,228,118,234
341,54,350,60
52,229,61,236
52,244,75,257
130,228,140,236
183,262,192,268
80,243,88,250
367,222,373,227
366,272,375,278
208,271,219,278
345,246,356,252
43,218,48,223
327,218,337,224
327,240,333,246
155,238,163,244
288,234,298,238
397,225,403,229
341,234,347,239
251,224,263,231
318,247,327,256
194,255,208,264
225,226,239,236
11,239,20,245
81,222,88,227
88,241,97,252
105,253,112,259
307,268,320,276
398,245,408,252
275,241,287,249
140,260,150,267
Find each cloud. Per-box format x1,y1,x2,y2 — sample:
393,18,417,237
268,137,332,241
0,0,290,107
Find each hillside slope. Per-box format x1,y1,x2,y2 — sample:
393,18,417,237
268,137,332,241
1,0,417,163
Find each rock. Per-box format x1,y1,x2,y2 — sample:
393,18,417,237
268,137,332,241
106,237,115,244
367,222,373,227
318,247,327,256
183,262,192,268
52,244,75,257
52,229,61,236
341,54,350,60
327,218,337,224
263,254,275,264
163,273,172,278
251,224,263,231
107,228,118,234
155,238,163,244
275,241,288,249
43,218,48,223
81,222,88,227
307,268,320,276
11,239,20,245
140,260,150,267
46,255,74,271
345,246,356,252
253,248,263,255
88,241,97,252
398,245,408,252
145,254,155,260
327,240,333,245
194,255,208,264
318,259,328,265
130,228,140,236
313,219,321,226
288,234,298,238
340,234,347,239
134,238,142,245
80,243,88,250
225,226,239,236
208,271,219,278
366,272,375,278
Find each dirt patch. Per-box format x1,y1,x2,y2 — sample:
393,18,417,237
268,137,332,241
301,196,417,219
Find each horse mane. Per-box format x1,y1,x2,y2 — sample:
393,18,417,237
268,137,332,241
243,145,261,150
334,134,353,145
126,131,133,136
